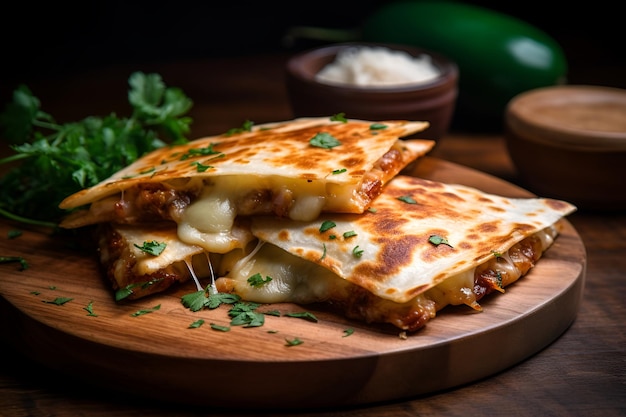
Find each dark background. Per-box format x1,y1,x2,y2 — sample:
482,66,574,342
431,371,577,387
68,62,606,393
0,0,623,112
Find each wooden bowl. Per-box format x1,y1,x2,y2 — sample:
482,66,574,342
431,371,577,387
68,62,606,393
285,43,459,141
505,85,626,211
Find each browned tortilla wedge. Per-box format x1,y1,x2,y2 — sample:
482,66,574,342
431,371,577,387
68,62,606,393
215,175,577,331
59,117,432,228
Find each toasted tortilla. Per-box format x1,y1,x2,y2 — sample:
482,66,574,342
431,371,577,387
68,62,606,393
93,174,576,331
59,117,432,230
241,175,576,304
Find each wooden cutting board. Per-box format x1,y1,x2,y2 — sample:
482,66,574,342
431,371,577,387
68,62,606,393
0,157,586,410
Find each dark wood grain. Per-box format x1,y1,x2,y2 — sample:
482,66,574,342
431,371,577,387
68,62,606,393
0,54,624,417
0,157,585,410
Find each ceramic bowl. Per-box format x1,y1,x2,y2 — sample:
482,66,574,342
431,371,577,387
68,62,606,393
505,85,626,211
285,43,459,141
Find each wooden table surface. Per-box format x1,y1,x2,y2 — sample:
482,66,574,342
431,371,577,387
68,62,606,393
0,53,624,417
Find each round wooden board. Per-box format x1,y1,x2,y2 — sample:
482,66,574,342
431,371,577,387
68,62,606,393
0,157,586,410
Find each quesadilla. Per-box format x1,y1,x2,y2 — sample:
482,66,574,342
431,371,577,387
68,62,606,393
59,117,433,299
214,175,576,332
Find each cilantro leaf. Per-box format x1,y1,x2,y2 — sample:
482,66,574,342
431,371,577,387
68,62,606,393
247,273,272,287
310,132,341,149
134,240,166,256
428,235,453,248
0,72,193,227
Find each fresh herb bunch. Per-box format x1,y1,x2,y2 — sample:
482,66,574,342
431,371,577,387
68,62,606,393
0,72,193,228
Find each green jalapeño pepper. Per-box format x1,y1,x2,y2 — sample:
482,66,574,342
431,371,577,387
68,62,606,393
361,1,568,128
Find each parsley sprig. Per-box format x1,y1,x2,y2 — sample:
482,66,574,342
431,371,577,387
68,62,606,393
0,72,193,228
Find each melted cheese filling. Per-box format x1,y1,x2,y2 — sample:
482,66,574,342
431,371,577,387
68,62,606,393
173,173,375,254
212,226,557,330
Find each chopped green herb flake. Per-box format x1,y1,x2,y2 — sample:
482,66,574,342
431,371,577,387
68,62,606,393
343,328,355,337
43,297,73,306
225,120,254,136
83,300,98,316
191,161,211,172
332,168,347,174
285,337,304,346
210,323,230,332
180,287,241,312
397,195,417,204
343,230,357,239
248,272,273,287
131,304,161,317
352,246,364,258
428,235,453,248
134,240,166,256
229,302,265,327
285,311,318,322
310,132,341,149
320,220,336,233
370,123,388,130
330,112,348,122
179,144,222,160
0,256,28,270
188,319,205,328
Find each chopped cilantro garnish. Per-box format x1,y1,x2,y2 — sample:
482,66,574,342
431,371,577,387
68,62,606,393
310,132,341,149
179,144,222,160
224,120,254,136
370,123,388,130
343,230,357,239
320,243,327,261
191,161,211,172
320,220,336,233
0,256,28,270
352,246,364,258
285,337,304,346
181,286,241,312
189,319,205,329
134,240,166,256
428,235,453,248
248,272,273,287
43,297,73,306
115,278,164,301
330,113,348,122
229,302,265,327
83,300,98,317
210,323,230,332
285,311,318,322
131,304,161,317
397,195,417,204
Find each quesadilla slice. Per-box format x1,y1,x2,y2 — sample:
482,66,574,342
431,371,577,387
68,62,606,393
59,117,432,300
59,117,432,255
214,175,577,332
